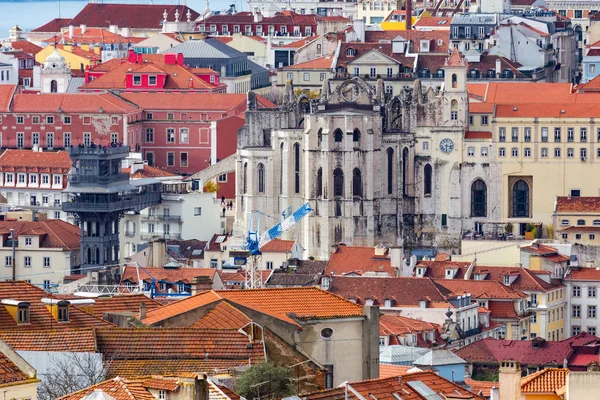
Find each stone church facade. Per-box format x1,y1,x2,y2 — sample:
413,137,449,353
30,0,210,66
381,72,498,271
236,50,502,259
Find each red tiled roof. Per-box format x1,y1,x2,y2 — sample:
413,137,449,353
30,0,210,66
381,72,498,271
0,149,71,173
520,368,568,394
434,279,526,299
565,267,600,281
416,260,472,279
328,276,452,307
79,294,163,318
465,131,493,139
192,301,253,329
121,92,275,111
31,18,72,33
364,30,449,53
108,359,242,378
326,245,395,276
43,28,143,45
487,300,521,319
0,85,16,112
0,329,98,352
521,243,562,256
464,377,497,397
414,17,451,27
125,164,178,179
556,196,600,213
378,364,415,378
121,266,217,286
143,287,363,326
7,41,43,55
276,38,313,49
380,314,440,336
55,44,98,60
455,333,600,366
12,92,137,113
59,376,171,400
303,371,484,400
69,4,199,29
283,56,334,70
568,352,600,367
469,102,495,113
0,350,34,385
0,220,80,250
260,239,295,253
563,226,600,232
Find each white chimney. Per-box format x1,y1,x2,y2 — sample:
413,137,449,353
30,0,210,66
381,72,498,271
254,12,263,23
121,27,131,37
80,24,87,34
109,25,118,34
68,25,74,37
131,162,144,174
495,58,502,76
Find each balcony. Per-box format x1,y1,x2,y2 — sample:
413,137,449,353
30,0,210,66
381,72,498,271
527,301,538,310
140,232,182,240
68,173,129,185
62,191,162,213
141,215,182,222
463,326,483,337
68,146,130,157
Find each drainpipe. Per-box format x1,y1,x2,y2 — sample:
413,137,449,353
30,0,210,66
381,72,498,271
10,229,15,281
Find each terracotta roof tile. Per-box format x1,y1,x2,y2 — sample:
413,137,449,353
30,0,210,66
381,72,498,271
446,48,466,66
434,279,526,299
520,368,568,393
326,245,395,276
192,301,253,329
563,226,600,232
0,85,16,112
108,359,240,378
59,377,158,400
0,149,70,173
380,314,440,336
464,377,497,397
6,41,43,55
378,363,415,378
121,92,275,111
69,4,199,30
144,287,363,326
565,267,600,281
0,349,34,384
487,300,521,319
364,30,449,53
79,294,162,318
0,220,81,251
43,28,143,45
12,92,137,113
556,196,600,213
337,43,416,70
0,329,97,352
413,17,451,27
283,56,333,70
328,276,452,307
260,239,295,253
469,102,495,113
121,266,217,287
31,18,72,33
125,164,178,179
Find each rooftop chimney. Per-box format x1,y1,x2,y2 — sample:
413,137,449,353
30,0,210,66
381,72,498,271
139,302,147,320
498,361,522,400
80,24,87,34
405,0,412,31
69,25,74,37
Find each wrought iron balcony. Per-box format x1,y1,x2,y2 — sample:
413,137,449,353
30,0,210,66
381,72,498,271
62,192,162,213
141,215,182,222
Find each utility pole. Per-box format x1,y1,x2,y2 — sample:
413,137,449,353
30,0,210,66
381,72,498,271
10,228,15,281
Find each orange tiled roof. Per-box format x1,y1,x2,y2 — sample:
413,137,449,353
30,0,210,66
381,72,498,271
446,48,466,67
413,17,451,27
378,364,415,378
0,329,98,352
80,294,163,318
283,56,333,70
121,92,275,111
192,301,253,329
0,85,16,112
0,149,71,173
6,40,43,55
434,279,526,299
0,349,35,385
464,377,497,397
556,196,600,213
565,267,600,281
143,287,363,327
521,244,569,263
59,376,166,400
487,300,523,319
380,314,440,336
469,102,494,113
108,359,242,378
520,368,568,393
12,92,137,113
326,245,395,276
43,27,144,45
260,239,295,253
124,164,178,179
0,220,81,251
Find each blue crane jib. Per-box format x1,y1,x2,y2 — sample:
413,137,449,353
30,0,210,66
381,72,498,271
246,202,313,256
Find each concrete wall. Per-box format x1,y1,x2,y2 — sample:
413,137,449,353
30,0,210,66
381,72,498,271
567,371,600,400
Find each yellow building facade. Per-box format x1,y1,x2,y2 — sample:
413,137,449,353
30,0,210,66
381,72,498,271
35,44,98,70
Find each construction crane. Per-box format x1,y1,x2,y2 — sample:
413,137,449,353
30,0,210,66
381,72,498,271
231,202,313,289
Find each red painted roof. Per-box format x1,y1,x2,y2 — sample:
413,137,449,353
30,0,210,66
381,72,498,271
12,92,137,113
465,131,493,139
284,56,334,70
434,279,526,299
326,245,395,276
0,85,16,112
31,18,72,33
464,377,496,397
69,4,200,29
7,41,43,55
260,239,295,253
0,220,80,250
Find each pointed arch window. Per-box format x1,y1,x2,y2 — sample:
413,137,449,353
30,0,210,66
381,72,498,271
471,179,487,217
334,128,343,142
353,129,361,143
424,164,432,196
352,168,362,197
257,163,265,193
333,168,344,197
316,168,323,197
387,148,394,195
293,142,300,194
317,128,323,148
513,180,530,217
402,147,409,196
451,73,457,88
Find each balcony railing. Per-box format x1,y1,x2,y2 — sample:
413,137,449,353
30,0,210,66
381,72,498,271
62,192,162,213
68,146,130,157
140,232,182,240
141,215,182,222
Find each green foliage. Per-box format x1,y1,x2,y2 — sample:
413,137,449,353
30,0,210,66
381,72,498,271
203,180,220,193
471,368,499,382
532,226,538,238
234,363,295,400
547,224,554,239
504,223,513,234
525,223,535,233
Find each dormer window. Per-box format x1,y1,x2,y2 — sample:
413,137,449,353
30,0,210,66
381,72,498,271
321,276,330,290
149,76,157,85
57,302,69,322
133,75,141,86
365,299,374,306
18,303,30,324
384,299,392,308
346,48,356,57
504,275,510,285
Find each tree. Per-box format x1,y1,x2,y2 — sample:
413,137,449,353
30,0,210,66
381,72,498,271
203,180,220,193
234,363,294,400
37,353,109,400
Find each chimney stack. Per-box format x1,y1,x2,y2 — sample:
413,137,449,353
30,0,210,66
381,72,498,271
405,0,412,31
80,24,87,34
139,302,147,320
498,361,522,400
68,25,74,37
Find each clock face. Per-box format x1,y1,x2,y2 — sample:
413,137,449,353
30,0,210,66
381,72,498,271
440,138,454,154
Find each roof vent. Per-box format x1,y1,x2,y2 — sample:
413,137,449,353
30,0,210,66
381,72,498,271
513,107,518,111
561,109,565,114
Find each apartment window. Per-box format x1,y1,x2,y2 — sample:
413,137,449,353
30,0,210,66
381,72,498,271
581,128,588,142
84,133,91,147
179,128,189,144
194,207,201,216
589,305,597,318
573,325,581,335
47,133,54,149
575,10,583,18
180,152,188,167
149,75,157,85
163,224,170,235
567,148,574,158
532,312,537,324
303,72,310,81
41,175,48,185
46,116,54,124
353,67,360,76
266,262,273,270
16,133,23,149
553,128,561,142
18,174,25,184
554,148,561,158
499,147,506,157
64,133,71,148
18,305,29,323
370,67,376,78
589,327,597,336
63,116,71,124
53,175,60,185
133,75,141,85
524,148,531,157
387,67,393,78
568,128,574,142
481,147,488,157
32,116,39,124
320,73,326,81
166,129,175,143
145,128,154,143
573,305,581,318
111,133,118,144
576,234,582,239
146,113,153,120
4,256,11,267
512,127,518,142
325,365,334,389
541,148,548,158
57,304,68,322
25,237,32,246
581,148,588,159
511,148,518,157
16,116,23,124
43,280,50,290
167,152,175,166
562,233,568,239
218,174,227,182
481,116,488,125
287,73,293,81
146,152,154,166
524,128,531,142
24,256,31,267
43,257,50,268
469,116,473,125
499,128,506,142
591,234,596,240
589,287,597,297
167,113,174,120
573,286,581,297
467,147,475,157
